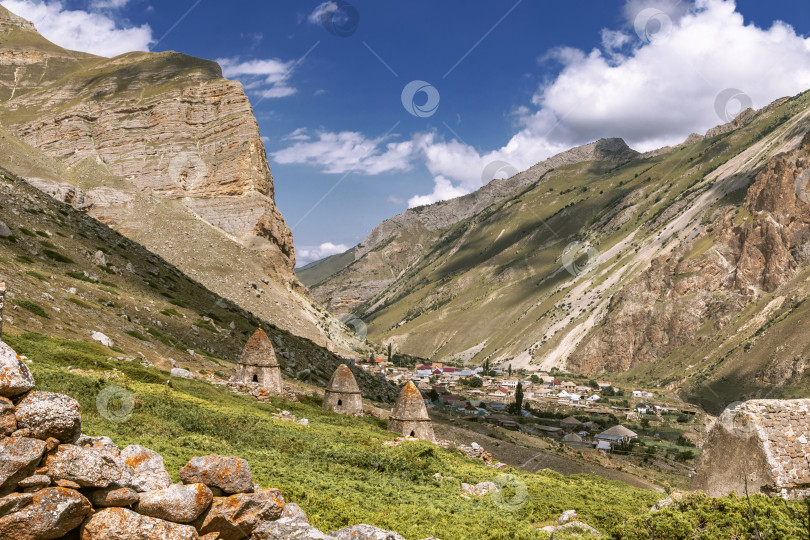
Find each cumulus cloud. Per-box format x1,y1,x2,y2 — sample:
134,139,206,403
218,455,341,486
411,0,810,205
271,130,416,175
296,242,349,266
276,0,810,207
217,57,297,99
2,0,152,57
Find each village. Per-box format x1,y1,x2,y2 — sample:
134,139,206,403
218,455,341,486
356,355,704,471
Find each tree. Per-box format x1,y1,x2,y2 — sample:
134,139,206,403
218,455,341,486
508,364,512,377
387,343,392,363
483,359,490,377
530,374,540,384
427,389,440,402
515,382,523,412
464,377,483,388
589,379,599,389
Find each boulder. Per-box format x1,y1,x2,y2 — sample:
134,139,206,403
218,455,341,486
0,341,35,397
119,444,173,492
193,488,284,540
43,444,122,488
251,504,331,539
0,397,17,435
82,507,199,540
87,485,140,507
252,521,332,539
136,483,213,523
0,493,34,518
91,332,113,348
180,455,253,494
0,487,91,539
0,221,11,238
14,391,81,443
171,368,196,380
17,474,50,491
558,509,577,524
330,525,406,540
550,521,602,537
0,436,47,496
459,481,498,498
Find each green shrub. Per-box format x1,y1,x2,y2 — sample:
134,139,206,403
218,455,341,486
66,272,95,283
26,271,49,282
125,330,149,341
12,299,49,318
17,227,36,237
68,297,95,310
43,249,74,264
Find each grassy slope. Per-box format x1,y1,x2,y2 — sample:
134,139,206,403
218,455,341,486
0,168,394,401
296,249,355,288
10,331,807,539
10,332,656,539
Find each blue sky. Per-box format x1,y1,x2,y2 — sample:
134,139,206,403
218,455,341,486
4,0,810,265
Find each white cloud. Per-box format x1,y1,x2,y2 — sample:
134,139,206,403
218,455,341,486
283,128,310,141
296,242,349,266
307,2,337,25
217,56,297,99
386,194,404,205
412,0,810,205
2,0,152,57
271,130,415,175
277,0,810,208
89,0,130,9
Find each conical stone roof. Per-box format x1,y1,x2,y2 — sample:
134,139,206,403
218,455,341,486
326,364,361,394
390,381,430,421
239,328,279,368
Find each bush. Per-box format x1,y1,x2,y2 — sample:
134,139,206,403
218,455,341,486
43,249,74,264
12,299,49,318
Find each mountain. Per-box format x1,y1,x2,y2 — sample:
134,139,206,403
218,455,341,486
303,137,638,312
0,6,360,356
0,162,397,402
307,89,810,410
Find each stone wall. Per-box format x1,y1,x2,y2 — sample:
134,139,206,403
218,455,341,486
693,399,810,499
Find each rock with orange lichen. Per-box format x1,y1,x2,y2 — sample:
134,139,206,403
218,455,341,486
0,487,91,539
43,444,122,488
135,483,213,524
81,507,199,540
87,485,139,508
0,397,16,435
0,341,35,398
0,436,46,496
14,391,81,443
192,488,284,540
119,445,173,492
180,455,253,495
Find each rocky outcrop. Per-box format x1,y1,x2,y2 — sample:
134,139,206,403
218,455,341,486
569,133,810,375
0,339,425,539
0,8,296,287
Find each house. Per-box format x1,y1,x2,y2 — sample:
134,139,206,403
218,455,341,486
595,440,612,452
632,390,653,398
586,395,601,403
562,433,584,445
636,402,655,415
575,385,593,395
596,425,638,445
560,381,577,392
560,416,583,429
693,399,810,499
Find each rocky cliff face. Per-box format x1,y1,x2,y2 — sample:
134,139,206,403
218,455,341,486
0,13,295,280
569,132,810,375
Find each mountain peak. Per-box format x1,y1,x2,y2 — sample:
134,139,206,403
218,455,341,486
0,5,36,32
